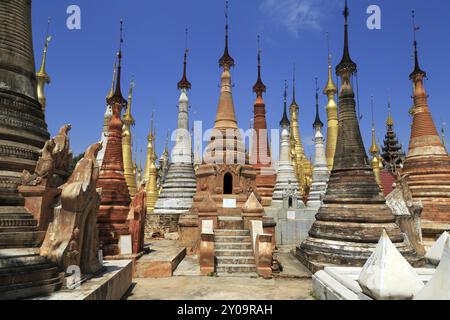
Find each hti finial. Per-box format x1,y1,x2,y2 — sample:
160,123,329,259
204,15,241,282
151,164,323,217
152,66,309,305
253,34,266,95
343,0,349,23
45,17,52,43
219,0,235,68
313,77,323,129
291,63,297,105
410,10,426,78
280,80,290,127
326,31,331,65
178,28,192,90
107,19,127,107
371,95,375,127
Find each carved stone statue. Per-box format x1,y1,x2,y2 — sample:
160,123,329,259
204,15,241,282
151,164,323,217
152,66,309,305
127,182,147,254
386,173,425,256
40,142,104,275
22,124,73,187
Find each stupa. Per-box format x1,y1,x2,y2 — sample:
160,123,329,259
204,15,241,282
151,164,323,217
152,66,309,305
381,99,405,174
401,11,450,241
96,22,132,257
122,79,138,197
152,45,197,234
251,38,276,207
0,0,66,299
296,1,420,272
306,79,330,208
324,45,339,171
289,71,312,197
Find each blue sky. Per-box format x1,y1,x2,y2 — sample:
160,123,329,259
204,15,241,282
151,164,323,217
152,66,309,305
32,0,450,163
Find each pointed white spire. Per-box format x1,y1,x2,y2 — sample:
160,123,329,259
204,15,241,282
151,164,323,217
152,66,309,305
358,230,424,300
414,238,450,300
425,231,449,266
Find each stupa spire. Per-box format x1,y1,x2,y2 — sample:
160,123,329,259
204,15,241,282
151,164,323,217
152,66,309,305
253,35,266,97
280,81,290,127
213,0,238,130
219,0,235,69
36,17,52,112
336,0,357,75
313,77,323,129
107,20,127,108
178,28,192,90
122,78,137,197
107,60,117,100
123,78,135,125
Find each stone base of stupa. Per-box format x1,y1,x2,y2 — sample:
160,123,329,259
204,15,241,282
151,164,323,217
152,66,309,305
31,260,132,300
151,163,196,235
312,266,435,300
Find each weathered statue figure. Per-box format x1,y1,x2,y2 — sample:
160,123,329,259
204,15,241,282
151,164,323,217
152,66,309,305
386,173,425,256
40,142,104,275
22,124,73,187
127,182,147,254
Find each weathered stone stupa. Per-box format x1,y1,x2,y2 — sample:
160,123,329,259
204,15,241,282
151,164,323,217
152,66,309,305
152,47,197,233
296,1,420,272
251,41,276,207
401,12,450,241
0,0,65,300
96,22,132,257
179,4,261,252
307,80,330,208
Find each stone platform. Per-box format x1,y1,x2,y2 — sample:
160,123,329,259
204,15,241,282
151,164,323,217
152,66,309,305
32,260,132,300
313,266,435,300
134,240,186,278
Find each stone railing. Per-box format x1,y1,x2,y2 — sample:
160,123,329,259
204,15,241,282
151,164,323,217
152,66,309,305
250,220,273,278
199,219,215,275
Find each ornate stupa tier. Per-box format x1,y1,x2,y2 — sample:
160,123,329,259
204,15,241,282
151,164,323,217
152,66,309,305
0,0,50,205
296,1,420,272
307,82,330,208
381,99,405,174
152,47,197,235
402,12,450,232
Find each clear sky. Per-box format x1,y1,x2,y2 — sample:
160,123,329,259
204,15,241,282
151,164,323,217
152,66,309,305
32,0,450,164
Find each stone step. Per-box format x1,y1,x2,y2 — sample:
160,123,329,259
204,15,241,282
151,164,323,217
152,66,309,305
215,249,254,257
215,242,253,250
217,256,255,265
0,250,47,268
0,275,63,300
216,272,259,278
0,206,30,215
0,226,37,233
0,231,46,248
214,229,250,236
218,216,244,230
0,264,60,286
216,264,257,273
0,218,38,228
214,235,252,243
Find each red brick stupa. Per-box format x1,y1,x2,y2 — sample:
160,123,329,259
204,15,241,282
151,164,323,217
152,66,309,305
97,21,131,256
402,12,450,240
251,38,276,206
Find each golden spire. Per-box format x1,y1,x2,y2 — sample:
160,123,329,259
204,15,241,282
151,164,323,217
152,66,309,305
145,114,159,213
369,96,383,192
36,17,52,112
123,78,135,125
369,96,380,155
386,96,394,127
122,78,137,197
324,32,337,94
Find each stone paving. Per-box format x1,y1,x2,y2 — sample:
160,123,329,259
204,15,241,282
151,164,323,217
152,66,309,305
127,249,314,300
